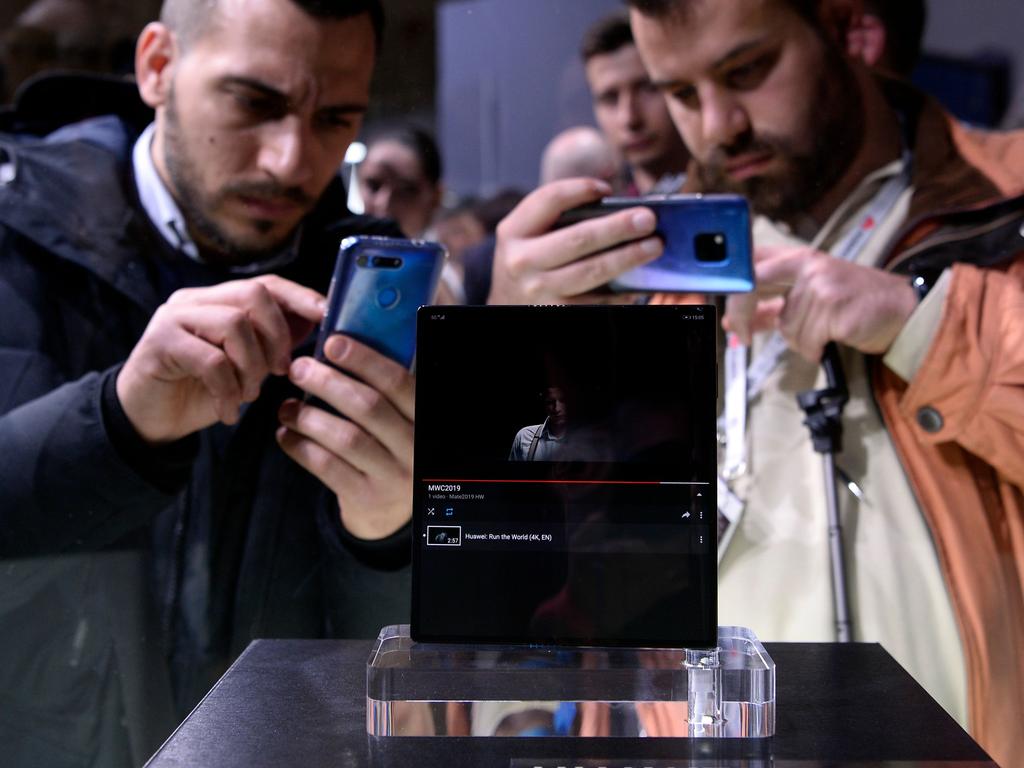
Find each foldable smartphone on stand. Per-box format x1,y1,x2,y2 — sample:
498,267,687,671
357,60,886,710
367,304,777,741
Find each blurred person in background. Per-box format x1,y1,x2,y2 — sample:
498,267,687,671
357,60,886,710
433,196,486,266
357,123,443,239
432,196,486,304
355,123,469,301
1,0,105,101
460,187,526,305
462,128,624,306
581,12,690,194
540,125,627,192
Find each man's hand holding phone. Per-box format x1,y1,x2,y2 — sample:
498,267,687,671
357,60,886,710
277,335,415,541
488,178,663,304
116,275,325,443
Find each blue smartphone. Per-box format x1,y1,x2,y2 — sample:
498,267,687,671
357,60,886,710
314,236,445,368
556,193,754,293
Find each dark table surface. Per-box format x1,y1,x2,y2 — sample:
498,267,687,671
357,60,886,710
145,639,994,768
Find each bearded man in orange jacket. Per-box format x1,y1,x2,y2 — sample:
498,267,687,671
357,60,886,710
486,1,1024,764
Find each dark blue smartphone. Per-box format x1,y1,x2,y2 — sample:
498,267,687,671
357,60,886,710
556,193,754,293
314,236,445,368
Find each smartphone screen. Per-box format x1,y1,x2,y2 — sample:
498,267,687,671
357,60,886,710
316,236,445,368
412,305,718,648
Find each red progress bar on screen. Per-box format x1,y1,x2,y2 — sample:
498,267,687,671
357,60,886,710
421,479,710,486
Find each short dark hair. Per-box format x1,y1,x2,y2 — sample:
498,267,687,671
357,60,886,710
365,124,443,185
580,13,634,63
160,0,385,53
624,0,818,25
863,0,927,77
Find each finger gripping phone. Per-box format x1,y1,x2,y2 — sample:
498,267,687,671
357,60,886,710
557,193,754,293
315,236,446,368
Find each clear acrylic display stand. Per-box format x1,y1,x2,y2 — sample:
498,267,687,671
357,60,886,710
366,624,774,738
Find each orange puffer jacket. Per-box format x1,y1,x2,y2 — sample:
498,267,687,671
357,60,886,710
661,82,1024,765
874,96,1024,767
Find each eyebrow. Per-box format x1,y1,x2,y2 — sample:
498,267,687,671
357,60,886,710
361,161,425,187
219,76,369,114
649,36,771,90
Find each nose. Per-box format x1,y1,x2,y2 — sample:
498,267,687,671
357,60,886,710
700,87,749,150
257,116,314,187
364,185,393,218
619,90,642,130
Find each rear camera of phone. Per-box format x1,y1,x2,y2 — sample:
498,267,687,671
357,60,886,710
694,233,727,262
372,256,403,269
377,286,400,309
356,255,369,267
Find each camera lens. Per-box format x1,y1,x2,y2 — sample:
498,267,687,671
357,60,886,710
356,254,369,267
694,233,727,262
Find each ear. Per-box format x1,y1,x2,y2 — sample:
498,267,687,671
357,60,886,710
815,0,866,54
847,12,887,67
432,181,446,210
135,22,177,109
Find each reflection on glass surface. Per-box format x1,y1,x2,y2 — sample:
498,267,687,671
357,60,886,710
367,624,775,738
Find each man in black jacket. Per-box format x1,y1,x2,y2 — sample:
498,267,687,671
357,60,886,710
0,1,413,765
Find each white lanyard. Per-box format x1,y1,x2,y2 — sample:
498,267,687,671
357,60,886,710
722,333,748,479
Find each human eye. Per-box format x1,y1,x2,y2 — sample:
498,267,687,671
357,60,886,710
393,181,423,201
669,84,699,111
725,51,778,91
317,109,357,130
227,88,284,121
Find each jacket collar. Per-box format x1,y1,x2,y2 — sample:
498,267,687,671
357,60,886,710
884,77,1002,224
0,116,164,311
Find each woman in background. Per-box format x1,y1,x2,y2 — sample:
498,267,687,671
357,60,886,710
357,124,469,302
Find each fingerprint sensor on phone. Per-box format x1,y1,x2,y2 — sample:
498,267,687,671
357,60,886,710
377,287,400,309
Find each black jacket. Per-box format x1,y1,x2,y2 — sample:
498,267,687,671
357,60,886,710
0,116,410,767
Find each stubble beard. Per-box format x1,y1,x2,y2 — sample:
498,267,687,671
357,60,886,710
162,87,307,265
695,46,865,223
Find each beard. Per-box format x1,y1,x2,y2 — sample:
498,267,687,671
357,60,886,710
162,86,314,266
695,45,865,223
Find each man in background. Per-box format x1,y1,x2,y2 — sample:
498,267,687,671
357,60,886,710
581,12,690,194
540,125,625,190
